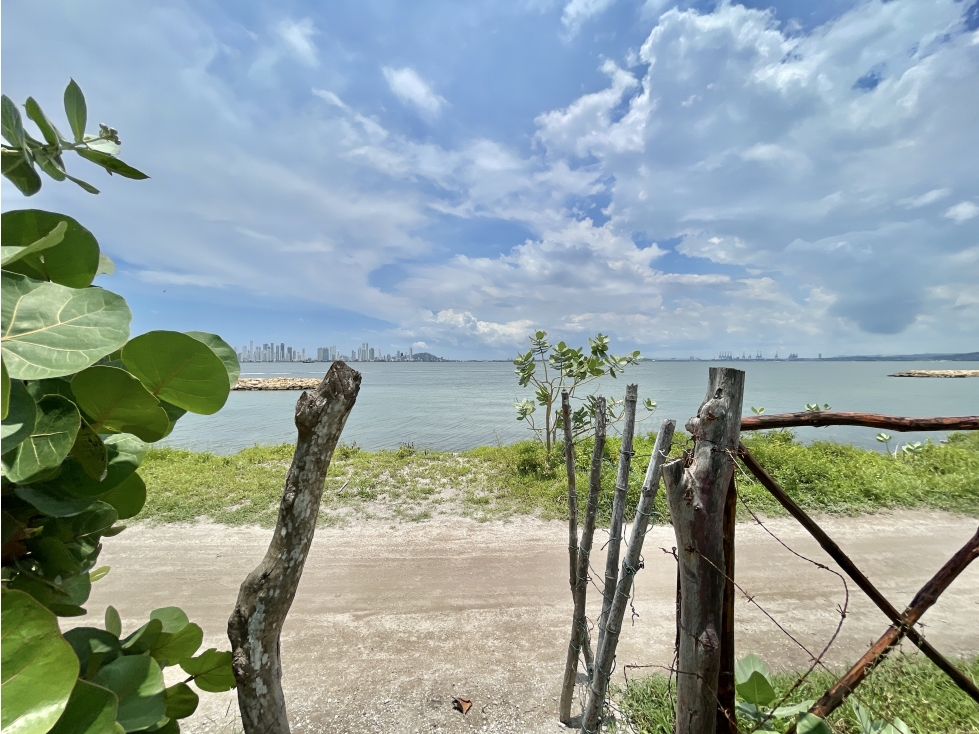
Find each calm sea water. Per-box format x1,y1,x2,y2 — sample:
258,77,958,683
160,360,979,454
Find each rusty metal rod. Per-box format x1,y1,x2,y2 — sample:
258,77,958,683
738,444,979,705
740,412,979,432
805,527,979,720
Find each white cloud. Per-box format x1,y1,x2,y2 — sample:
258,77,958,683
561,0,616,38
276,18,318,67
944,201,979,223
899,188,951,208
382,67,445,119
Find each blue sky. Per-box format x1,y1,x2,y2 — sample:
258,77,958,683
3,0,978,359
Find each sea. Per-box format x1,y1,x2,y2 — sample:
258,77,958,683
159,360,979,455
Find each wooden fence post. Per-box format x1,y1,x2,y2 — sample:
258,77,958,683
228,362,361,734
716,476,738,734
596,384,639,658
581,419,676,733
662,367,745,734
559,397,607,725
562,392,580,603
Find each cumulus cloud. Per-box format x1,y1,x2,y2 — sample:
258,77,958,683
382,67,445,119
561,0,617,38
944,201,979,223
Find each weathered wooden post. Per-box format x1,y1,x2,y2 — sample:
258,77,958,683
581,419,676,733
716,476,738,734
559,397,607,725
228,362,361,734
662,367,744,734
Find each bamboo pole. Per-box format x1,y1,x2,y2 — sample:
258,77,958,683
581,420,676,733
662,367,745,734
596,384,639,658
739,444,979,706
228,362,361,734
559,397,607,725
740,412,979,432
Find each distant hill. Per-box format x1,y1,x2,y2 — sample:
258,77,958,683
822,352,979,362
413,352,445,362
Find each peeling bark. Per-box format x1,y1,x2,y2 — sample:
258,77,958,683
228,362,361,734
662,368,744,734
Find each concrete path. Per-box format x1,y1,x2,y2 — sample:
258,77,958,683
75,511,979,733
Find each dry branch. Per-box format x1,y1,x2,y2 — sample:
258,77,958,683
798,527,979,727
740,411,979,432
559,397,606,725
581,419,676,733
228,362,361,734
663,367,745,734
739,444,979,707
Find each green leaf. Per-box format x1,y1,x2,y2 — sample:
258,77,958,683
96,254,115,276
63,627,122,678
735,654,776,706
1,210,101,288
2,94,26,146
2,395,81,483
184,331,240,387
179,648,237,692
99,472,146,520
120,619,163,654
163,683,199,720
771,700,816,718
48,679,120,734
1,272,131,380
71,420,108,480
23,98,63,146
1,587,80,734
1,147,42,196
65,173,100,195
1,220,67,267
74,149,148,180
91,655,166,732
15,482,101,518
2,357,9,419
122,331,231,414
89,566,110,583
105,606,122,637
2,378,37,454
71,366,169,442
64,80,87,143
150,623,203,667
6,571,90,617
797,713,833,734
149,607,189,634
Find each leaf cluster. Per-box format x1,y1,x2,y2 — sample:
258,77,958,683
1,81,238,734
2,80,148,196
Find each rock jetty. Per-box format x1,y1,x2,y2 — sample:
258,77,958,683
234,377,323,390
888,370,979,378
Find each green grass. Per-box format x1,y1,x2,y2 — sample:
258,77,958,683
137,431,979,526
621,653,979,733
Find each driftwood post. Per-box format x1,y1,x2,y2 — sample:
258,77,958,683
662,367,744,734
596,384,639,657
228,362,361,734
559,397,606,725
581,419,676,733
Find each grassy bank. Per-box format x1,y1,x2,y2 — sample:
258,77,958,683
621,653,979,733
137,430,979,526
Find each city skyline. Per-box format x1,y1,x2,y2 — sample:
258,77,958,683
236,340,419,363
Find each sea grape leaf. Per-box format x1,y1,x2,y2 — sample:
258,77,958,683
2,395,80,483
64,80,87,142
150,623,203,667
1,211,100,288
179,648,237,692
71,366,169,442
99,472,146,520
1,219,66,267
2,357,9,419
120,618,163,654
1,378,37,454
163,682,199,720
44,433,147,500
71,420,108,480
149,607,189,634
1,271,131,380
105,606,122,637
48,679,120,734
185,331,240,387
63,627,123,678
25,377,76,402
121,331,230,414
0,588,80,734
96,254,115,276
90,655,166,732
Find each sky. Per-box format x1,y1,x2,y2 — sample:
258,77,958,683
2,0,978,360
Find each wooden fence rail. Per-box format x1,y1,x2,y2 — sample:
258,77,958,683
741,411,979,432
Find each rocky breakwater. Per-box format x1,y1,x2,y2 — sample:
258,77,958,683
233,377,323,390
888,370,979,378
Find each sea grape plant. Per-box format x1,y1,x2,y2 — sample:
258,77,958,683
2,81,238,734
734,654,830,733
513,330,654,452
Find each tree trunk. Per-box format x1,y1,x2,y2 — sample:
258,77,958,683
559,397,606,725
581,419,676,733
596,384,638,657
662,368,744,734
227,362,361,734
